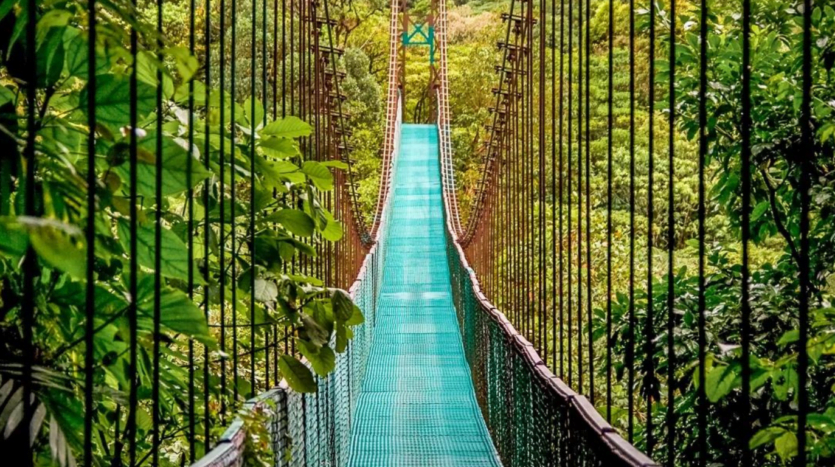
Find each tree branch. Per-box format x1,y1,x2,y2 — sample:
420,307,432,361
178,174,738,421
759,167,802,265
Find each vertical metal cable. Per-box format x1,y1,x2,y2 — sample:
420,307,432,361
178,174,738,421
739,0,752,464
519,8,527,336
187,0,197,458
509,48,515,322
550,0,557,371
576,0,584,394
84,0,97,464
152,0,165,460
517,33,522,326
529,0,535,344
231,0,240,404
566,0,573,388
22,0,37,463
605,0,613,423
251,0,259,399
646,0,656,453
696,0,709,464
128,0,140,460
263,0,268,118
281,0,286,118
502,55,509,315
626,0,636,442
558,0,565,380
584,0,592,403
665,0,677,462
797,0,812,463
538,0,546,358
513,44,520,325
285,0,293,357
203,0,213,448
273,0,279,119
219,0,228,416
528,0,534,342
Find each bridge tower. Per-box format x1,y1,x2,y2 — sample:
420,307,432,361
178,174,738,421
397,0,440,122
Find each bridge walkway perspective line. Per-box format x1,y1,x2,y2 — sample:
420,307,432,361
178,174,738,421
347,124,502,467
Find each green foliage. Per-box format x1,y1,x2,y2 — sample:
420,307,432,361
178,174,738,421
594,1,835,465
239,402,275,467
0,0,364,464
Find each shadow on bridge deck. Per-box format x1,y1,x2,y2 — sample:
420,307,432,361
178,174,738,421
347,124,502,467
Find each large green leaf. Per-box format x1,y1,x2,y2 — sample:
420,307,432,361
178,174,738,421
705,362,741,403
278,355,317,393
297,341,335,378
117,219,201,283
774,431,798,461
254,155,303,188
207,199,248,222
0,218,29,259
265,209,315,237
244,97,265,127
320,210,343,242
36,25,65,88
52,281,127,316
63,27,109,79
302,161,334,191
40,119,82,159
258,137,297,159
749,426,786,449
136,275,213,345
0,0,14,23
166,46,199,82
345,306,365,326
773,367,798,401
173,79,207,105
135,51,174,99
319,160,348,170
114,132,211,199
335,321,348,353
253,278,278,303
332,289,363,325
36,9,72,41
28,221,86,280
260,116,311,138
80,74,155,129
321,220,343,242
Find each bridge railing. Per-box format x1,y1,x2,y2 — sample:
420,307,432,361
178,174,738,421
440,166,656,467
443,226,658,467
193,95,401,467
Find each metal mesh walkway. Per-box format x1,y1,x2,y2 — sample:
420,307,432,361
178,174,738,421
347,124,502,467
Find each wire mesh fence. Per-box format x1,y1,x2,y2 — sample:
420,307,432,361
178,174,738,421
445,209,657,467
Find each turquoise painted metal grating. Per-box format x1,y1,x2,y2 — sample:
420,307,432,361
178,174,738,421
347,124,502,467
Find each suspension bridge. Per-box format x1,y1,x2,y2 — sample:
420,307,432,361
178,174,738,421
4,0,822,464
185,0,657,463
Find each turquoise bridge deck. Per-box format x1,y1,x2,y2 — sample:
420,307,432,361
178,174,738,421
347,125,502,466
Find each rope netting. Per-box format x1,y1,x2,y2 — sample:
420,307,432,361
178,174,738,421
444,201,657,467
